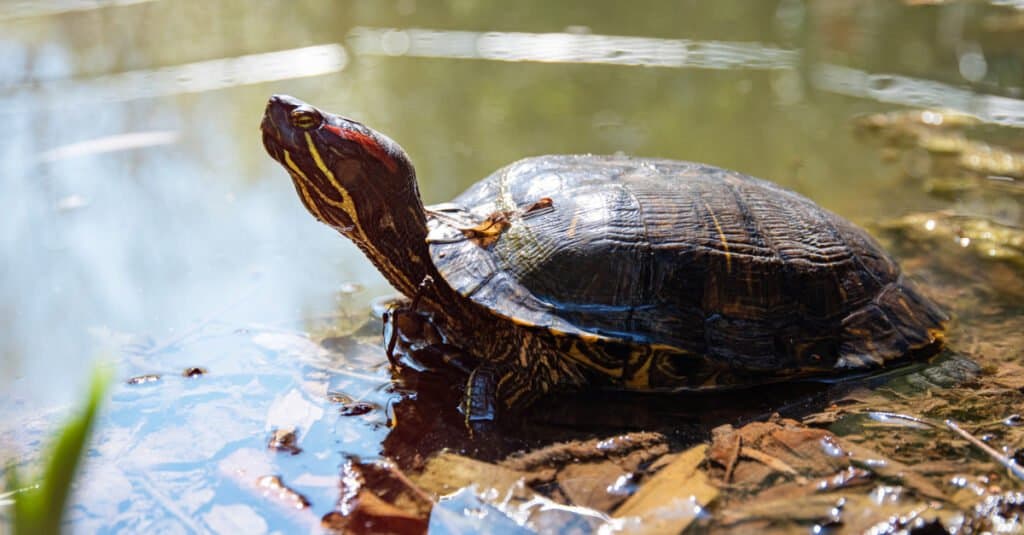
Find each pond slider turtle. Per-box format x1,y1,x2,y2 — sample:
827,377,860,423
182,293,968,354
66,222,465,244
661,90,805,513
261,95,947,422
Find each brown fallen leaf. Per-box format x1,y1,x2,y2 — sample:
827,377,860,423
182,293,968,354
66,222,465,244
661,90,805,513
613,444,718,535
327,456,434,533
323,490,428,534
267,427,302,455
557,461,630,512
256,475,310,509
414,452,530,499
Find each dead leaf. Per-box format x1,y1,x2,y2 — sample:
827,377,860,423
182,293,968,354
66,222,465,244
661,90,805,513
415,452,529,499
327,456,433,533
557,461,630,511
614,444,718,535
322,490,427,534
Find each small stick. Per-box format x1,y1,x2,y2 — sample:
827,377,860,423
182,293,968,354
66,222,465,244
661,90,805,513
865,411,1024,483
945,419,1024,482
372,458,436,504
740,447,807,484
724,435,742,484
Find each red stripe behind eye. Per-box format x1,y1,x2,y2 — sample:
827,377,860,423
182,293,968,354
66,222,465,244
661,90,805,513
323,124,398,172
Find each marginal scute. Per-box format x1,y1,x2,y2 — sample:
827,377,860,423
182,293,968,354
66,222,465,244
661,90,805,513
427,155,947,389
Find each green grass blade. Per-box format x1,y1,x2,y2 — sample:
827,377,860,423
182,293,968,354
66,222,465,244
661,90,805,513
9,365,113,535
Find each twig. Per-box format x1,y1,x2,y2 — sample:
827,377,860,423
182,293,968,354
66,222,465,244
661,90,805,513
740,447,807,484
865,411,1024,483
372,459,436,504
945,419,1024,482
724,436,742,484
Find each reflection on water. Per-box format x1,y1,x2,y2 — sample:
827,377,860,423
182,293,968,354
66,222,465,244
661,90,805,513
815,64,1024,127
2,44,347,109
0,0,1022,532
38,130,179,162
0,0,158,22
349,27,797,69
350,24,1024,126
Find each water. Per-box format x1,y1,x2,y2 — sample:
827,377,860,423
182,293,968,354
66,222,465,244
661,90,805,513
1,1,1022,533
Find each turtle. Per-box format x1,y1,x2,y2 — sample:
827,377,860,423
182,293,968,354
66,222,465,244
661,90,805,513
260,94,948,422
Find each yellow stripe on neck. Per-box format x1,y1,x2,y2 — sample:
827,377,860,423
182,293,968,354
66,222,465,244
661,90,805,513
283,151,327,223
299,132,415,295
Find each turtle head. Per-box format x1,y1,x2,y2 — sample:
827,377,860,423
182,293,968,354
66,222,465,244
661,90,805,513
262,94,433,297
261,94,418,236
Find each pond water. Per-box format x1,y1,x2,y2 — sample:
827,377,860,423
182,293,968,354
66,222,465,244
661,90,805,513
1,1,1022,533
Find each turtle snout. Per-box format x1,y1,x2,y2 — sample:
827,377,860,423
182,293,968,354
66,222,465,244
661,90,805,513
266,94,307,114
263,95,308,131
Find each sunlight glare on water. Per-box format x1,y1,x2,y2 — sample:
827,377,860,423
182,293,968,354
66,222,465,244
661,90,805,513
348,27,798,69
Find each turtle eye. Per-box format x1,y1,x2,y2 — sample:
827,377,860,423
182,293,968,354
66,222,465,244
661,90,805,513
290,106,322,130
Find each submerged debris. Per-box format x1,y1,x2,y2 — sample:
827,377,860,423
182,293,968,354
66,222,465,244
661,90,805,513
267,427,302,455
879,211,1024,274
182,367,207,378
329,391,379,417
324,457,433,534
853,109,982,133
256,475,310,509
338,402,376,417
125,374,161,385
923,175,1024,202
879,229,1024,315
853,108,1024,180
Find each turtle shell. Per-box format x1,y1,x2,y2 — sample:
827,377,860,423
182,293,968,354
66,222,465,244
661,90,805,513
425,155,946,383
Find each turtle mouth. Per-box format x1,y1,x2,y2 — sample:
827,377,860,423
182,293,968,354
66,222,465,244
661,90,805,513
260,112,288,163
260,124,286,162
